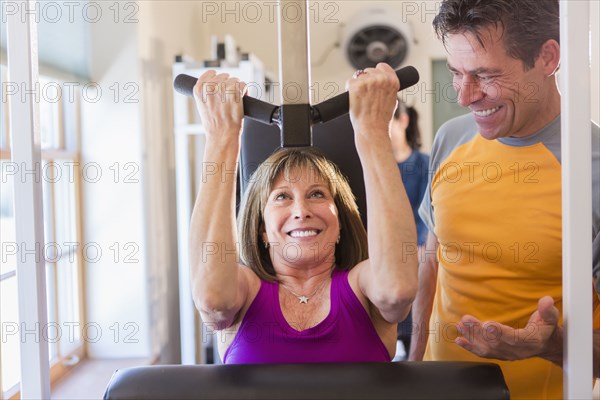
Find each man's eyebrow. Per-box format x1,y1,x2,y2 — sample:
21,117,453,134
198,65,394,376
446,62,458,72
446,63,502,75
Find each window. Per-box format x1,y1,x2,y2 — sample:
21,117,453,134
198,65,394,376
0,161,20,397
0,65,84,398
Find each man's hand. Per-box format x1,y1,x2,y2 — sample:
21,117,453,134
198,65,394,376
455,296,562,363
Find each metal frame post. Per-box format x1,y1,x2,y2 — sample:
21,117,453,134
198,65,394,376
6,0,51,397
559,1,593,398
277,0,312,146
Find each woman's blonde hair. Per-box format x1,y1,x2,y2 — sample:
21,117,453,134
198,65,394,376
237,148,368,281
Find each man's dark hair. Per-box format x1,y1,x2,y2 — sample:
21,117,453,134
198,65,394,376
432,0,559,69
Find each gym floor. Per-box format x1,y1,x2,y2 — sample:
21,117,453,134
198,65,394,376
51,358,151,399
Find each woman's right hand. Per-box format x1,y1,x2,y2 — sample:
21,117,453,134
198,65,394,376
193,70,247,140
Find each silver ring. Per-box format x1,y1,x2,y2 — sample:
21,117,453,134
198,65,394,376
353,69,365,79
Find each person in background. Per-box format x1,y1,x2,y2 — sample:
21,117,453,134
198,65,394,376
389,100,429,360
409,0,600,398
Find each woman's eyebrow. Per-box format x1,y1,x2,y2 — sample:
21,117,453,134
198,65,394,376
270,183,328,192
307,182,328,188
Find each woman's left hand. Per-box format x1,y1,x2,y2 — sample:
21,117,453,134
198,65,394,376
346,63,400,138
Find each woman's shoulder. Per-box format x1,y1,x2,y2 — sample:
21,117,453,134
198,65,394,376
242,266,269,292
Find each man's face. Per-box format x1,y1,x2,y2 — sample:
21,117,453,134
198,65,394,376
446,25,554,139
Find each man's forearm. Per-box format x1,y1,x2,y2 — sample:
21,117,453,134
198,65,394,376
408,265,436,359
408,236,438,361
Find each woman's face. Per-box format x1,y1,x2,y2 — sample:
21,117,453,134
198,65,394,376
262,167,340,268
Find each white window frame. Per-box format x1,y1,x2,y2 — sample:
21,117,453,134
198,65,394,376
0,98,86,400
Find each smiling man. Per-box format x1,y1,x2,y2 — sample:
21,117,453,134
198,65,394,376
409,1,600,399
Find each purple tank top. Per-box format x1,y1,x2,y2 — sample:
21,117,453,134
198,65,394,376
222,269,391,364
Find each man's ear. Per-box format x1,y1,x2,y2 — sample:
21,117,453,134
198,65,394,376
538,39,560,77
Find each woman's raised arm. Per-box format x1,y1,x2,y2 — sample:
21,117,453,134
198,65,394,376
189,70,253,329
348,63,419,323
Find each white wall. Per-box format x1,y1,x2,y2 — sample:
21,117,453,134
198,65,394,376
80,3,149,358
136,0,207,364
80,0,209,361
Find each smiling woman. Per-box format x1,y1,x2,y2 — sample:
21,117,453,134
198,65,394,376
238,148,368,282
188,64,419,364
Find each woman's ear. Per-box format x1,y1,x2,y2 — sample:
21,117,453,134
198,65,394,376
259,223,268,243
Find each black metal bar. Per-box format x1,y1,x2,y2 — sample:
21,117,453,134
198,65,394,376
173,74,279,126
312,66,420,124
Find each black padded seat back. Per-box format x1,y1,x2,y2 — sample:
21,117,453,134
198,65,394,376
239,115,367,227
103,362,509,399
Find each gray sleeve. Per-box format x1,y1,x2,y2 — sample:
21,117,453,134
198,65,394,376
418,157,435,233
417,113,478,233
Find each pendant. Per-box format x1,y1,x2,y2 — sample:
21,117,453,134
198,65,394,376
298,296,309,304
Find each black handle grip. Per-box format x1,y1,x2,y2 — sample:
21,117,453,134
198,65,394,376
173,74,278,125
312,66,420,124
173,73,198,97
173,66,420,126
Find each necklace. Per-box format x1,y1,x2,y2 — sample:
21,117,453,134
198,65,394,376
280,278,329,304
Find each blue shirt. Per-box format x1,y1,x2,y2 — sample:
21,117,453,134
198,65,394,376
398,150,429,246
